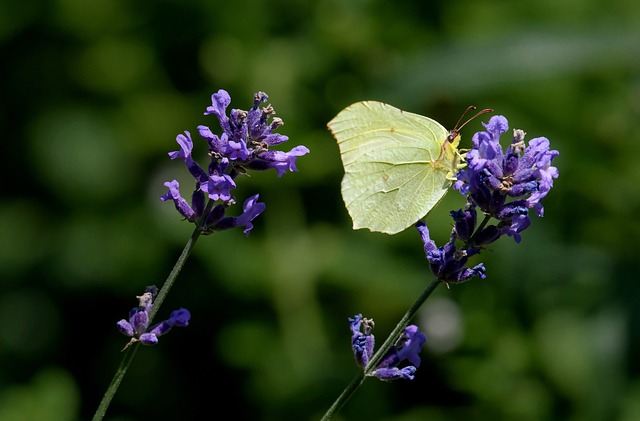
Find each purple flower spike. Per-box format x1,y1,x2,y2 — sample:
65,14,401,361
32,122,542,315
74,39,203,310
415,113,558,285
117,286,190,350
162,89,309,236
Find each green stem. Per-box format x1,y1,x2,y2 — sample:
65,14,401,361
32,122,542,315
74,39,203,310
320,278,442,421
319,371,365,421
91,343,140,421
92,213,207,421
148,224,203,323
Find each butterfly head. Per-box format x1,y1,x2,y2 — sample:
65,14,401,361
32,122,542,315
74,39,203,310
437,106,493,179
447,105,494,144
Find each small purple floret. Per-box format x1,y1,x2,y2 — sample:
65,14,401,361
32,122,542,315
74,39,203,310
161,180,196,221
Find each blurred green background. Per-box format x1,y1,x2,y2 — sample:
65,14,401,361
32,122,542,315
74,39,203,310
1,0,639,420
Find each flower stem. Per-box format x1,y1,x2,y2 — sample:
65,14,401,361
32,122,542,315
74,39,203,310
320,277,442,421
319,371,365,421
91,343,140,421
91,220,205,421
148,223,203,323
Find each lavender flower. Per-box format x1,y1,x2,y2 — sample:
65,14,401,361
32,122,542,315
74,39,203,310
349,314,427,381
161,89,310,235
416,114,559,283
117,286,191,350
453,115,559,243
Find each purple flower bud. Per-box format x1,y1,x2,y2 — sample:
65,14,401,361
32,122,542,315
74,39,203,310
169,308,191,327
372,366,417,381
130,308,149,335
139,333,158,346
116,319,134,337
349,314,375,367
451,207,476,242
253,91,268,109
149,308,191,336
191,189,206,218
473,225,501,246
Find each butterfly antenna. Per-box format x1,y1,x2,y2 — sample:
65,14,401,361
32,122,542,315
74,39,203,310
435,105,493,162
452,107,494,136
452,105,477,134
438,106,493,163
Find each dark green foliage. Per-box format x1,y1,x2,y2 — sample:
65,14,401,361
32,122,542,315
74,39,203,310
1,0,639,419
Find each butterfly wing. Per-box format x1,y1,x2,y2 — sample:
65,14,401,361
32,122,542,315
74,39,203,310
328,101,454,235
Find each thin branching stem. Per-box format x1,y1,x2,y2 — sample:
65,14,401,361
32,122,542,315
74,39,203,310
92,200,213,421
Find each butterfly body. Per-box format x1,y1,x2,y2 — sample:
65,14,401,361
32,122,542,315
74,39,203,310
328,100,465,235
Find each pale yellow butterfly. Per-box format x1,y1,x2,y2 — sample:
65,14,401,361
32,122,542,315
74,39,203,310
327,101,491,234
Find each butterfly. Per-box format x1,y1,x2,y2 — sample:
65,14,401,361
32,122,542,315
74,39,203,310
327,101,491,235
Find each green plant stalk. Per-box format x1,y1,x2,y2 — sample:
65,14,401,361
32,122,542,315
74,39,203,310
320,277,442,421
91,343,140,421
91,203,211,421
